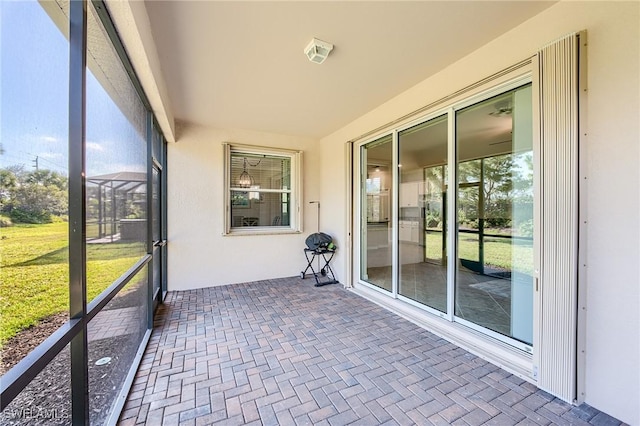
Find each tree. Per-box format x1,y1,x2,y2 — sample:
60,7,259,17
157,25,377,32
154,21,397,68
482,156,515,227
0,168,17,211
27,169,68,189
0,166,68,223
457,155,522,229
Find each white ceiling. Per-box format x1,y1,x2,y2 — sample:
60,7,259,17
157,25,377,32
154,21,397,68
144,1,554,140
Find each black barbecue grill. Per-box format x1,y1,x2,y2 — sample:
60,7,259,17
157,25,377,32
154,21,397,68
300,232,338,287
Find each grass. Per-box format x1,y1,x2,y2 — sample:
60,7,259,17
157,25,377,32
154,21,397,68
425,230,533,274
0,222,145,346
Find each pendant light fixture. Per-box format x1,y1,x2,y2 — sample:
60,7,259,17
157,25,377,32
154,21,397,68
237,157,254,188
236,156,262,188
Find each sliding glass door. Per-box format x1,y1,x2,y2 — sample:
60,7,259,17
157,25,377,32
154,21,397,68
455,84,534,345
360,135,393,292
398,115,448,313
355,80,534,349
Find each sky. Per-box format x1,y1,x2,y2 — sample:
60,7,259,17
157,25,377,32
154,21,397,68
0,0,146,177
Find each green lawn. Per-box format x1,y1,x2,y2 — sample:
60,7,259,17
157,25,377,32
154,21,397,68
0,222,145,346
425,230,533,274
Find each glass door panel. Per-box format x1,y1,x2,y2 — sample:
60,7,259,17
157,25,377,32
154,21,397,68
458,179,481,269
360,135,393,291
398,115,447,312
455,84,534,345
424,165,447,265
152,166,161,302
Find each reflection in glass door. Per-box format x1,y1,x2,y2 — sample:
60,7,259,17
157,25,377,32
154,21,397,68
424,165,447,266
360,135,393,291
355,81,534,350
458,181,481,268
398,116,448,312
455,84,534,345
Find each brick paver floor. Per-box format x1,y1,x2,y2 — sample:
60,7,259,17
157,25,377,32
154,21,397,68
119,277,624,425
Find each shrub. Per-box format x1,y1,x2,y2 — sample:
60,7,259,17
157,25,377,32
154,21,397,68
10,208,52,224
518,219,534,237
486,217,511,228
425,212,441,228
0,215,12,227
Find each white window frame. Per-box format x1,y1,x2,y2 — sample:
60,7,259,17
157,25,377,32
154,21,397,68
223,143,302,235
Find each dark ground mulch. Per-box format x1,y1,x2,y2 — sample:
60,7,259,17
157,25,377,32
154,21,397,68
1,288,145,425
1,332,139,425
1,312,69,376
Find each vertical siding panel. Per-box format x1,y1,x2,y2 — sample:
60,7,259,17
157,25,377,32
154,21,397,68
538,33,580,402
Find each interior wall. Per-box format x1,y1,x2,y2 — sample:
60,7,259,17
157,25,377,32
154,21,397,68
319,2,639,424
167,122,320,289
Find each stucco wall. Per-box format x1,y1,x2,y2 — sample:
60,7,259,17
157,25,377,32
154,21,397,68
167,123,320,289
319,2,639,424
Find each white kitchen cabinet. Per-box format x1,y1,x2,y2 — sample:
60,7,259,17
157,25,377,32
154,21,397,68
367,223,390,248
410,221,420,243
400,182,420,207
399,220,421,243
398,221,410,242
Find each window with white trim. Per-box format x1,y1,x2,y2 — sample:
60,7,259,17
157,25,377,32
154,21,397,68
224,144,302,234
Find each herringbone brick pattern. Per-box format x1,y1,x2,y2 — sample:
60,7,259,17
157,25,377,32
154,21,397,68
119,277,623,425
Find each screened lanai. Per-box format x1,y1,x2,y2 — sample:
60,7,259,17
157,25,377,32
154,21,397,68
1,1,637,425
87,172,147,243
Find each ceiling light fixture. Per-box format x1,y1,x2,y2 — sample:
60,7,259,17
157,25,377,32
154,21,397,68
489,101,513,117
304,38,334,64
489,107,513,117
238,157,258,188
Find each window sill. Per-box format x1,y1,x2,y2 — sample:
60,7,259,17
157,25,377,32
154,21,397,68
223,227,302,237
